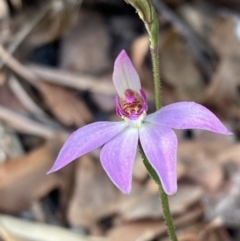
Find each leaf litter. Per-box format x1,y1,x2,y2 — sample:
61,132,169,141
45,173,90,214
0,0,239,240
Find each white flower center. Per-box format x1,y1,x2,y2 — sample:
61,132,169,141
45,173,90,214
122,112,146,129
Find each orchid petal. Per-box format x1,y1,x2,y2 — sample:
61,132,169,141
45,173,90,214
139,123,178,195
100,127,138,194
48,122,128,173
113,50,141,97
145,102,231,134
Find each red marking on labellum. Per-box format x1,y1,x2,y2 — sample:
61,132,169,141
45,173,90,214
117,89,145,117
123,100,143,115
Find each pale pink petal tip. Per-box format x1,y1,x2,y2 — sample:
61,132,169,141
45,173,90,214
47,121,128,174
139,123,178,196
100,128,138,194
146,102,232,135
117,49,128,59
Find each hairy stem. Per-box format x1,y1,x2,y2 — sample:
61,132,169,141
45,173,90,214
140,147,178,241
150,47,161,110
159,185,178,241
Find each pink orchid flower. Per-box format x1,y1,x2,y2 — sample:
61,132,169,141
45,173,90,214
48,50,231,195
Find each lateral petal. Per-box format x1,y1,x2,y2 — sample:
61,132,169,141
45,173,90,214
100,127,139,194
48,121,128,173
145,102,231,134
139,123,178,195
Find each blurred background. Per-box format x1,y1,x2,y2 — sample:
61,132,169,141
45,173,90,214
0,0,239,240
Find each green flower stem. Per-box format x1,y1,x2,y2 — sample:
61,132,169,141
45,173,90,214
125,0,178,240
139,147,178,241
159,186,178,241
150,46,161,110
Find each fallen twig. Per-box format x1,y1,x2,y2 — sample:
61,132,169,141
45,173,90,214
0,3,52,70
0,105,66,139
0,44,116,95
28,63,116,95
0,45,39,86
0,214,107,241
8,74,46,116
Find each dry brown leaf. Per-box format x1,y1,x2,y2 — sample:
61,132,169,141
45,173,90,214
178,136,232,159
0,122,24,163
159,29,205,101
0,1,8,20
118,185,203,221
208,1,240,16
201,57,240,117
201,16,240,116
203,172,240,228
8,0,22,10
207,18,239,73
0,105,60,139
0,139,63,213
199,218,230,241
39,83,93,126
178,139,232,191
131,35,149,74
108,207,203,241
8,75,45,116
0,84,27,113
178,234,201,241
131,35,154,92
177,3,207,37
59,10,112,112
163,222,218,241
0,215,107,241
67,154,121,228
59,10,111,75
0,223,28,241
26,2,79,47
28,64,116,96
0,71,6,85
107,220,165,241
216,144,240,165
